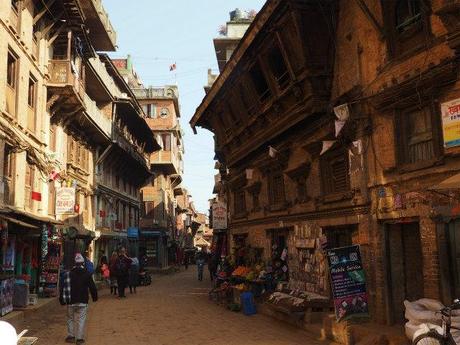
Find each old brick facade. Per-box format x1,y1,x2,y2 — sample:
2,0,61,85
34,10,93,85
191,0,460,325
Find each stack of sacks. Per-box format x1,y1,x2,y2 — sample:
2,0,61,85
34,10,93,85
404,298,460,342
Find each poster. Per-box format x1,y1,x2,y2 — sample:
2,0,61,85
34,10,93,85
326,245,369,321
212,201,227,230
441,98,460,148
0,278,14,316
56,187,76,215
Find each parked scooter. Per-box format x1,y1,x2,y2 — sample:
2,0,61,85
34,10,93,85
139,269,152,286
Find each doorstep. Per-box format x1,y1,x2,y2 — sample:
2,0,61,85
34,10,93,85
0,297,59,325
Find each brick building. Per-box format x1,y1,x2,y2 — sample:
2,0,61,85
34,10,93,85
191,0,460,325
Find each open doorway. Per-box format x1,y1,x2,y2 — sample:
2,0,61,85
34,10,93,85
385,222,424,324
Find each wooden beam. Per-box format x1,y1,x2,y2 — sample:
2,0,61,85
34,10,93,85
354,0,385,40
34,0,56,24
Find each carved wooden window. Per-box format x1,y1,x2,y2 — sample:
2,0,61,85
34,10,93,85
382,0,430,57
249,62,271,103
268,172,285,205
234,190,246,215
320,148,350,195
396,103,441,168
267,45,290,90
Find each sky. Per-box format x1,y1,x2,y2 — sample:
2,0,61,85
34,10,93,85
104,0,266,213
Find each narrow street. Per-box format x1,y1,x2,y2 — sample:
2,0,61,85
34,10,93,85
15,267,325,345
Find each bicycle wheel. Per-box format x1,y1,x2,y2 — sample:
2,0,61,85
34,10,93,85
413,330,447,345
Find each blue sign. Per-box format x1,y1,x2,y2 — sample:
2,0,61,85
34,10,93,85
127,227,139,239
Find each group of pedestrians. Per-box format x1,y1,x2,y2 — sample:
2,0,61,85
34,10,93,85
59,247,141,344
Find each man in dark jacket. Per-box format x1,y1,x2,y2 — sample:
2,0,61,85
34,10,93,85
60,253,98,344
115,247,132,298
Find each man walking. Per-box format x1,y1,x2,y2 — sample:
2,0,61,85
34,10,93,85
115,247,132,298
60,253,98,344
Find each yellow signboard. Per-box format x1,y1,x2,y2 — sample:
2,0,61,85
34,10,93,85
441,98,460,148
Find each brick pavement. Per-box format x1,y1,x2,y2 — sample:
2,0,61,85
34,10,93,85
14,267,327,345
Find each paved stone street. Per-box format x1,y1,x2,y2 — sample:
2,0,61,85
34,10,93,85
14,267,326,345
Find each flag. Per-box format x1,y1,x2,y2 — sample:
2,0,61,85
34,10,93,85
335,120,346,137
320,141,336,155
246,169,254,179
31,192,42,201
334,103,350,121
268,146,278,158
49,170,60,182
169,63,177,71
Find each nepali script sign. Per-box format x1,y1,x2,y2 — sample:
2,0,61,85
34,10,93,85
212,201,227,230
441,98,460,148
326,245,369,321
56,187,76,215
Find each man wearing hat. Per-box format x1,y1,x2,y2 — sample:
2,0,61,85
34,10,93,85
60,253,98,344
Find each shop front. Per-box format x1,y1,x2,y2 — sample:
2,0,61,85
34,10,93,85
139,229,168,268
0,214,62,316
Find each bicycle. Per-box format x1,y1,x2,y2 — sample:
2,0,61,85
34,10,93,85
413,299,460,345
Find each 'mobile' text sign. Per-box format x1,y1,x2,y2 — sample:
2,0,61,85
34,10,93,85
326,245,369,321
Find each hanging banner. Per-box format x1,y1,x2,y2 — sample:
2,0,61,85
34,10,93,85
441,98,460,148
56,187,76,215
334,103,350,121
326,245,369,321
212,201,227,230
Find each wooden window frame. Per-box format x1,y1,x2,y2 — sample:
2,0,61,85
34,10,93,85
381,0,432,59
249,61,272,104
7,50,18,88
395,101,443,172
267,43,291,91
234,190,247,217
268,171,286,208
320,147,350,196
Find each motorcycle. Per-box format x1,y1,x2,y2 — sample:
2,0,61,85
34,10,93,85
139,269,152,286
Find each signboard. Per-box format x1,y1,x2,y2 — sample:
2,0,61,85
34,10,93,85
212,201,227,230
127,227,139,239
326,245,369,321
441,98,460,148
56,187,76,215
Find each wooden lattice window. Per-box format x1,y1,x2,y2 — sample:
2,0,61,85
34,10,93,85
234,190,246,215
268,172,285,205
320,148,350,195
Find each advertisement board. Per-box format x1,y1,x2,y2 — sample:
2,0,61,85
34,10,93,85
326,245,369,321
441,98,460,148
212,201,227,230
56,187,76,215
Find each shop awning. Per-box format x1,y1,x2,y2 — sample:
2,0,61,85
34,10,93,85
430,173,460,190
2,216,39,229
98,230,127,239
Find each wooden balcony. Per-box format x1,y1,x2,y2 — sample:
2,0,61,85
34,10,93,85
150,150,180,175
48,59,85,104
